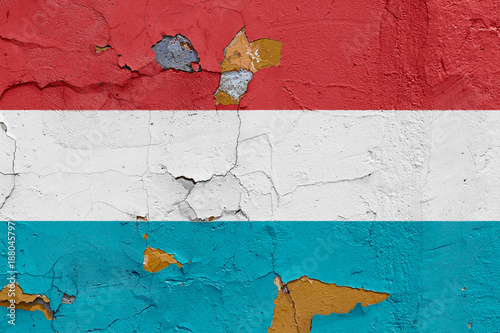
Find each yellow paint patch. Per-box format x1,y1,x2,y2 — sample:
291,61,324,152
95,45,110,53
250,38,283,72
220,28,282,74
143,247,183,273
214,90,240,105
268,276,390,333
220,29,253,73
0,283,52,320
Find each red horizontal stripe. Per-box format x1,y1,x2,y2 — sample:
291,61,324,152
0,0,497,110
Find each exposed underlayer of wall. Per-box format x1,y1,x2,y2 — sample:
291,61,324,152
1,110,499,221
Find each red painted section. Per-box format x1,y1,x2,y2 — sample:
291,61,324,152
0,0,499,109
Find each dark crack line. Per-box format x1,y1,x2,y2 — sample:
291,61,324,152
0,123,17,211
287,290,301,333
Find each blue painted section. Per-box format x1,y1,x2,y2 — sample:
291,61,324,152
0,222,498,332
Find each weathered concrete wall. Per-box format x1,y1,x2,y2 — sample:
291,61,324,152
1,1,500,331
1,110,500,221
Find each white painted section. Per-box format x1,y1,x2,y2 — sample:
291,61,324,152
0,110,498,221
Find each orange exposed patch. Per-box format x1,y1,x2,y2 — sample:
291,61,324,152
268,276,390,333
143,247,183,273
181,42,194,50
214,90,240,106
220,28,282,74
95,45,110,53
143,233,148,239
216,28,283,105
0,283,52,320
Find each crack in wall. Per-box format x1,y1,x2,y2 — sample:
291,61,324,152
164,110,249,221
0,121,17,211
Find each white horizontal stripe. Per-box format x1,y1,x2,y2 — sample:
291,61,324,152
0,110,498,221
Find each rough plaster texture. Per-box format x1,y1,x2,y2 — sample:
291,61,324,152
1,110,500,221
215,70,254,101
2,0,500,109
151,35,201,73
0,221,498,332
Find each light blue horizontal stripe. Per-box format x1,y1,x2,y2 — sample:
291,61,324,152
1,222,498,332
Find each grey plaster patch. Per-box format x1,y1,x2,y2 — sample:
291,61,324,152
61,293,76,305
152,34,201,72
215,70,253,101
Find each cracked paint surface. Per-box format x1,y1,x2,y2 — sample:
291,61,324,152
0,221,498,332
0,121,15,212
269,276,390,332
1,0,500,109
2,110,500,221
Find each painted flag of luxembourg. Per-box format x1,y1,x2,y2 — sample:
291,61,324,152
0,1,499,332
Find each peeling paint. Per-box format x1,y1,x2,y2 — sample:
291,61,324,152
1,221,498,332
183,174,248,221
1,1,500,109
143,247,183,273
215,28,282,105
215,70,253,104
0,284,52,320
152,34,201,73
220,29,282,74
95,45,111,53
269,276,390,333
60,293,76,305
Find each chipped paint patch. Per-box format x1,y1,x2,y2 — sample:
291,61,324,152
215,70,253,104
268,276,389,333
95,45,110,53
143,247,183,273
0,284,52,320
215,28,283,105
60,293,76,305
220,28,283,74
152,34,201,73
